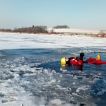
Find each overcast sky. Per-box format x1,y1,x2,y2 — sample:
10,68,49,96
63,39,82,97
0,0,106,30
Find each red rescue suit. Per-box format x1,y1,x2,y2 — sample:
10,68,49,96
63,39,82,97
70,58,83,65
87,58,106,65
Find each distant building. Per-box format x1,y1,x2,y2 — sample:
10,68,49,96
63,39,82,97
47,27,99,35
97,30,106,37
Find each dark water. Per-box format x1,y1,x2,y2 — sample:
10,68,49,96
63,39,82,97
0,48,106,106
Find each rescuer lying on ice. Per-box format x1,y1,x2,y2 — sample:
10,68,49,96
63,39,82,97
61,52,85,67
60,52,85,70
66,52,85,66
87,53,106,65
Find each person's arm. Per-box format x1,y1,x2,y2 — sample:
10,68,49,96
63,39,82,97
83,59,88,63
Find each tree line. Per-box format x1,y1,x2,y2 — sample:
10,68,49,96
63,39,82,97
0,25,70,34
0,25,48,33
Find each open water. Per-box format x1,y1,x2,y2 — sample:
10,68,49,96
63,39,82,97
0,48,106,106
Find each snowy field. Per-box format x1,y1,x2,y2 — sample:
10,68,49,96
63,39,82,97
0,32,106,49
0,32,106,106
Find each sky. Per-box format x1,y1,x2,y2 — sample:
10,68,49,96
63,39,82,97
0,0,106,30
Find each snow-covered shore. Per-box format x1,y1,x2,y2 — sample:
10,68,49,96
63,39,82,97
0,32,106,50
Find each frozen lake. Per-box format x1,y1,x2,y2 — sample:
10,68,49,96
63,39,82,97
0,33,106,106
0,48,106,106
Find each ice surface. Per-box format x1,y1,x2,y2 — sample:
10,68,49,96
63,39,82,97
0,54,101,106
0,32,106,106
0,32,106,49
